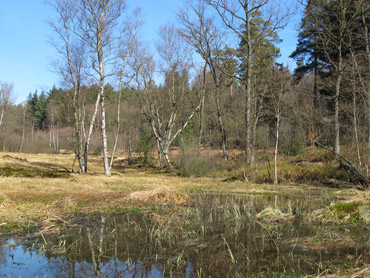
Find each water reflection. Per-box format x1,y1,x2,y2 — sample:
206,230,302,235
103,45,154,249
1,194,369,277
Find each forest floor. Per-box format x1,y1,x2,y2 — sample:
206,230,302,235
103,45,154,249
0,151,369,277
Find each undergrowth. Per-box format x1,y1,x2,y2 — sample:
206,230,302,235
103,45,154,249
176,147,351,185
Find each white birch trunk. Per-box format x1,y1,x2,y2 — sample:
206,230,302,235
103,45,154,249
334,69,342,155
353,88,362,171
274,104,280,185
100,86,111,176
19,104,26,153
83,93,101,173
0,108,4,127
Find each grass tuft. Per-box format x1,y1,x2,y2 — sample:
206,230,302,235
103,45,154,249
255,206,294,222
125,186,194,206
309,200,370,224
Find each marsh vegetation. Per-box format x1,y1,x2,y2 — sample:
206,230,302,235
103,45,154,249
0,152,369,277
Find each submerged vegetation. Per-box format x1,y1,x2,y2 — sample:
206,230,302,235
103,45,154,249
0,152,369,277
1,188,370,277
0,150,366,236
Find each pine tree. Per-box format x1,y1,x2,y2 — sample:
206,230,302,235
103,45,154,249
27,91,49,131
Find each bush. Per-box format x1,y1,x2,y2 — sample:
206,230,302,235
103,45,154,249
136,128,155,162
280,135,305,156
252,159,350,184
177,149,239,178
178,155,222,177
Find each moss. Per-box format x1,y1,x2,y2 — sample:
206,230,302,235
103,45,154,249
0,165,70,178
330,201,370,223
332,201,360,214
310,200,370,224
0,221,39,236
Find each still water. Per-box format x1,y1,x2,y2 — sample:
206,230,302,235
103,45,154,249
1,194,369,277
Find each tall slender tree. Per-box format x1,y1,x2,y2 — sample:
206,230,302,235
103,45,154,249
178,0,229,160
48,0,88,172
203,0,294,164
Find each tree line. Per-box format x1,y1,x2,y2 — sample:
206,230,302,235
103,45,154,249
0,0,369,180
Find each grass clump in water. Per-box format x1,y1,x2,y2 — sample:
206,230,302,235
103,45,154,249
255,206,294,223
309,200,370,224
125,186,194,206
331,201,370,223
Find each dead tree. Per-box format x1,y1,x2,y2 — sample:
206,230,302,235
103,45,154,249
315,142,369,190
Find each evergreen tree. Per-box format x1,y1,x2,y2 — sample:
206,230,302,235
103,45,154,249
27,91,49,131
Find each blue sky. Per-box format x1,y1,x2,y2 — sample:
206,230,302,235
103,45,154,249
0,0,301,104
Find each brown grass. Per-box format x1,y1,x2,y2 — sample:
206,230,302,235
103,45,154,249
0,151,364,236
125,186,194,206
303,265,370,278
255,207,294,223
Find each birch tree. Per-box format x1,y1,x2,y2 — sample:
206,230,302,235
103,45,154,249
19,102,27,153
345,0,370,171
0,82,14,150
268,65,291,184
48,0,88,173
134,25,201,168
315,0,352,155
109,8,142,170
0,82,13,128
67,0,127,176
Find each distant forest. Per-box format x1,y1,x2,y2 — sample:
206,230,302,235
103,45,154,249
0,0,369,177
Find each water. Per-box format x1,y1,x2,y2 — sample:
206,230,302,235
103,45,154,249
1,194,369,277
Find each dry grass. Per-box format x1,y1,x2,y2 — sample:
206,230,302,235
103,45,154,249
255,206,294,222
0,151,364,236
0,152,369,277
304,265,370,278
125,186,194,206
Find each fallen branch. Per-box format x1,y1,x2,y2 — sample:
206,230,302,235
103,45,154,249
314,142,369,190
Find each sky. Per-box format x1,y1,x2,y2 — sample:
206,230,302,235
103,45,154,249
0,0,301,104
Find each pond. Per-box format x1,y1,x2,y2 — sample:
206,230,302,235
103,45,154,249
1,193,369,277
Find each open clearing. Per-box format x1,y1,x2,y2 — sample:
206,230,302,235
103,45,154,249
0,152,369,277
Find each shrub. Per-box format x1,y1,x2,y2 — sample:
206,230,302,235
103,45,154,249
280,134,305,156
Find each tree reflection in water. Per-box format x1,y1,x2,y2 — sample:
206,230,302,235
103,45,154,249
1,194,369,277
